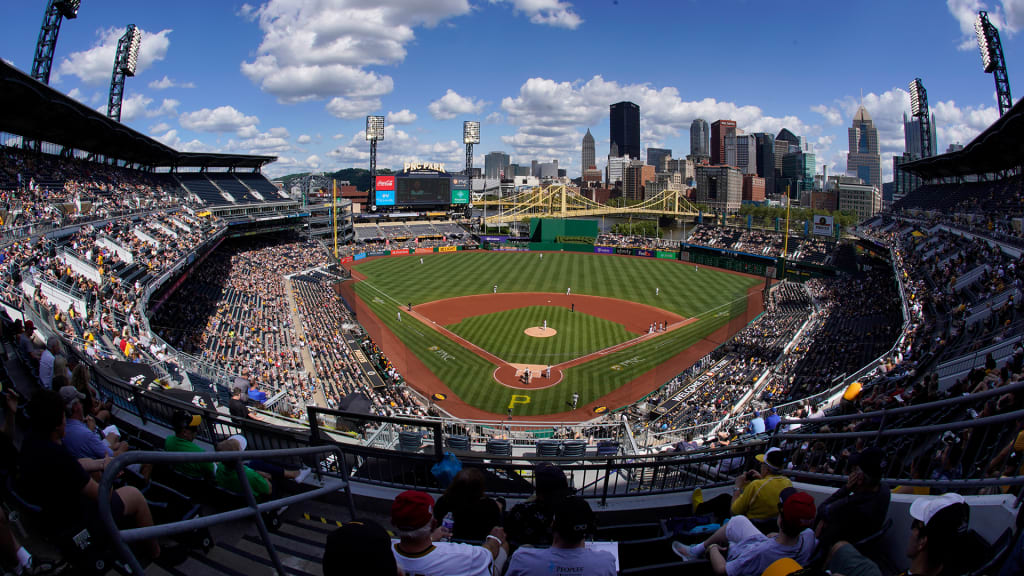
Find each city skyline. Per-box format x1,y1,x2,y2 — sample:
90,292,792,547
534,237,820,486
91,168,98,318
0,1,1018,181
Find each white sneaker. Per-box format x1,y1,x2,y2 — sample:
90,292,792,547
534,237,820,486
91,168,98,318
671,541,699,561
294,467,312,484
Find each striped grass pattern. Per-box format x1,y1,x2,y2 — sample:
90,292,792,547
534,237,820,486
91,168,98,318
352,251,760,415
448,305,636,364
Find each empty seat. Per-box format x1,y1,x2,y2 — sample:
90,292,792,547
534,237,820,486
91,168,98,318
536,439,561,457
445,434,470,451
485,438,511,456
597,440,620,456
398,430,423,452
561,440,586,458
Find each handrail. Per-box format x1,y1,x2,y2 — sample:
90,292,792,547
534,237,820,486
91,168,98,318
97,445,352,576
308,406,445,461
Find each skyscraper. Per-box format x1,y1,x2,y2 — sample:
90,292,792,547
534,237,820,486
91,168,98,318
753,133,775,198
484,151,510,180
710,120,737,166
646,148,671,173
847,105,881,190
903,112,937,159
725,134,756,174
624,162,656,201
610,101,641,160
690,119,709,159
581,128,596,172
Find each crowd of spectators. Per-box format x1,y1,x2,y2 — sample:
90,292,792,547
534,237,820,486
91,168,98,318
686,224,836,264
594,233,679,250
0,147,186,230
290,271,427,418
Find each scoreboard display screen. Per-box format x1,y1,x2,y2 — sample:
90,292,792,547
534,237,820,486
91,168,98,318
397,177,451,205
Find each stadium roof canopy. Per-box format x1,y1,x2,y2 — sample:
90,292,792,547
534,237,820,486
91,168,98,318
902,96,1024,179
0,59,275,170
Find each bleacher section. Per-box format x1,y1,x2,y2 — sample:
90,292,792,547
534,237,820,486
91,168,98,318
207,174,262,203
237,173,290,200
176,174,233,205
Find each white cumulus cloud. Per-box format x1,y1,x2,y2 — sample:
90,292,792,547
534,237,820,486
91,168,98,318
297,134,312,144
148,76,195,90
490,0,583,29
240,0,471,104
54,27,172,85
947,0,1022,51
387,109,418,124
180,105,259,133
428,89,486,120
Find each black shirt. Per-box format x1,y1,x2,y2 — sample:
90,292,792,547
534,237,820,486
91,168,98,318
18,434,91,526
228,397,251,419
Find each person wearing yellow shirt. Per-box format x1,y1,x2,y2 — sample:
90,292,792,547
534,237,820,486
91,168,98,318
730,447,793,525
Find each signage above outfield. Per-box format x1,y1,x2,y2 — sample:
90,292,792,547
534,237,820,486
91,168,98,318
402,161,447,173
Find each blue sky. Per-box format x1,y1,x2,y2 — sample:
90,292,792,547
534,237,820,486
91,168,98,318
1,0,1021,180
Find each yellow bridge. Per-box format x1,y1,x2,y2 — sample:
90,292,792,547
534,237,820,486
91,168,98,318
477,185,701,225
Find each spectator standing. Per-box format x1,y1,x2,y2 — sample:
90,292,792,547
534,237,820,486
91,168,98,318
433,468,503,542
228,387,258,420
322,520,399,576
814,447,890,551
39,335,60,390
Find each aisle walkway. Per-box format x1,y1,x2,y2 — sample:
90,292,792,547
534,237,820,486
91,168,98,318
284,277,327,407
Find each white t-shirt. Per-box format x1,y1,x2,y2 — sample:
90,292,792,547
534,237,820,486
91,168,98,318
392,541,493,576
505,546,617,576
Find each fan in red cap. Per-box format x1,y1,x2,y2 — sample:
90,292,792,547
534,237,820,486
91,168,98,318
391,490,507,576
672,487,817,576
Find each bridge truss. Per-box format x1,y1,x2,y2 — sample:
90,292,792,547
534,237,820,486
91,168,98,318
477,185,701,225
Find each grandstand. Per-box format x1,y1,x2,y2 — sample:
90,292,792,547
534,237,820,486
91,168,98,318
1,57,1024,576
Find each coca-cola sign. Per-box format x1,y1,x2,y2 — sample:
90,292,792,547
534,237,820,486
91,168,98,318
375,175,395,191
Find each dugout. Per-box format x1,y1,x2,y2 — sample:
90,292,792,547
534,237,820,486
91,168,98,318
528,218,598,244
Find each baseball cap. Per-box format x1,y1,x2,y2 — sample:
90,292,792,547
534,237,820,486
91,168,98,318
24,320,34,333
780,490,816,529
756,446,785,470
552,496,595,542
909,493,969,536
391,490,434,531
322,520,397,576
171,409,202,430
849,447,884,479
59,385,85,408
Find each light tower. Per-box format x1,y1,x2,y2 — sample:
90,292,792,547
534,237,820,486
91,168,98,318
31,0,81,84
107,24,142,122
908,78,934,158
464,121,480,183
975,11,1013,116
366,115,385,208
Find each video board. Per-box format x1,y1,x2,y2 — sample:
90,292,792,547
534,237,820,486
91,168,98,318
396,176,451,205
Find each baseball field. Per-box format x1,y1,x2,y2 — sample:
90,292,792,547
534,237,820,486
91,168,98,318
344,251,763,419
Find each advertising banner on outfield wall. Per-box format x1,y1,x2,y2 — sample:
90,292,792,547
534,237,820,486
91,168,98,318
415,248,433,254
354,253,366,261
615,247,634,256
637,249,655,258
813,215,833,236
340,256,354,264
388,249,411,256
656,251,676,259
439,246,458,253
594,246,614,254
480,235,509,243
367,250,389,257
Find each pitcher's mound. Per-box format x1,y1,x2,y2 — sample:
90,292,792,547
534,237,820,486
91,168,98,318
524,327,557,338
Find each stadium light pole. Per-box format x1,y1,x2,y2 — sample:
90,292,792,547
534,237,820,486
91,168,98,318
975,11,1013,116
366,116,385,210
464,121,480,230
107,24,142,122
31,0,81,85
908,78,934,158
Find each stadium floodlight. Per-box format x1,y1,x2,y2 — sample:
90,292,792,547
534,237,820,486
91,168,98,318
366,115,385,141
31,0,83,84
107,24,142,122
975,12,995,73
908,78,924,117
463,121,481,144
57,0,81,18
974,11,1013,116
124,25,142,76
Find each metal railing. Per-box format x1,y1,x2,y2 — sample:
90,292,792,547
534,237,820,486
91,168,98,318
98,445,353,576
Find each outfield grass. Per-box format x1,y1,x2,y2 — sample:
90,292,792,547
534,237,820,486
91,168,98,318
351,251,760,416
448,305,636,365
